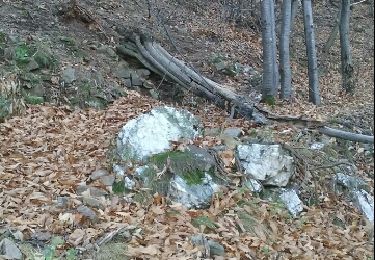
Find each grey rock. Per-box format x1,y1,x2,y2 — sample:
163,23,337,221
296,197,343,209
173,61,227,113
136,69,151,78
97,45,117,58
185,146,217,172
279,189,303,217
77,205,98,222
61,67,76,84
168,175,216,209
335,173,368,191
123,78,132,88
90,169,109,181
191,234,225,256
221,135,242,149
113,164,126,177
31,230,52,241
3,47,15,60
131,73,144,86
116,106,202,161
214,61,226,71
56,197,71,208
222,127,242,138
116,62,131,78
82,197,104,209
88,187,108,197
124,176,136,190
27,59,39,71
142,80,154,89
351,189,374,223
243,179,263,192
310,142,325,150
100,175,115,186
149,89,159,99
0,238,22,260
237,144,295,187
204,128,221,137
77,185,108,197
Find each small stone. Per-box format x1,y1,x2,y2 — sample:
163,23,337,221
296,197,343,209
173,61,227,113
88,187,108,197
97,45,117,58
90,169,109,181
204,128,221,137
191,234,225,256
100,175,115,186
142,80,154,89
82,197,104,209
244,179,263,192
27,59,39,71
214,61,226,71
352,189,374,223
222,127,242,138
0,238,22,260
221,135,241,149
61,67,76,84
124,176,136,190
76,185,89,195
77,205,98,222
123,78,132,88
279,189,303,217
149,89,159,99
136,69,151,78
31,230,52,241
113,164,126,177
56,197,72,208
131,73,144,86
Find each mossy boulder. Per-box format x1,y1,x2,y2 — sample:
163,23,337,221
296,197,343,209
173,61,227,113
130,146,222,209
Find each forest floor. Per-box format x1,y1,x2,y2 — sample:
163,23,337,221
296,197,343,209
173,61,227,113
0,0,374,259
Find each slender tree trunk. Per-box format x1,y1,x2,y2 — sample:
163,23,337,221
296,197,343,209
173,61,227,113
280,0,293,100
270,0,279,91
339,0,355,94
290,0,299,32
302,0,321,105
261,0,277,98
323,8,341,54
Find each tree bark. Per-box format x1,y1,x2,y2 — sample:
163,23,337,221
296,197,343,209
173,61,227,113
302,0,321,105
280,0,293,100
323,8,341,54
116,33,268,124
319,127,374,143
290,0,299,32
339,0,355,94
270,0,279,91
261,0,277,99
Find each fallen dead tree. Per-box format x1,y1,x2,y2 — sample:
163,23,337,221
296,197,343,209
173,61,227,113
116,32,374,144
116,32,267,124
319,126,374,144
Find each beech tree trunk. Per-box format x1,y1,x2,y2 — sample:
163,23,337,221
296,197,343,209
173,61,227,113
261,0,277,99
290,0,299,34
302,0,321,105
339,0,355,94
270,0,279,91
280,0,293,100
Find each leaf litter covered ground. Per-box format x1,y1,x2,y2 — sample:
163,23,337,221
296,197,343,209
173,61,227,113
0,0,374,259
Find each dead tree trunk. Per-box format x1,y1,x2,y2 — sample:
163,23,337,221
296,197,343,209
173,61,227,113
302,0,321,105
339,0,355,94
116,33,267,124
280,0,293,100
261,0,277,99
323,8,341,54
